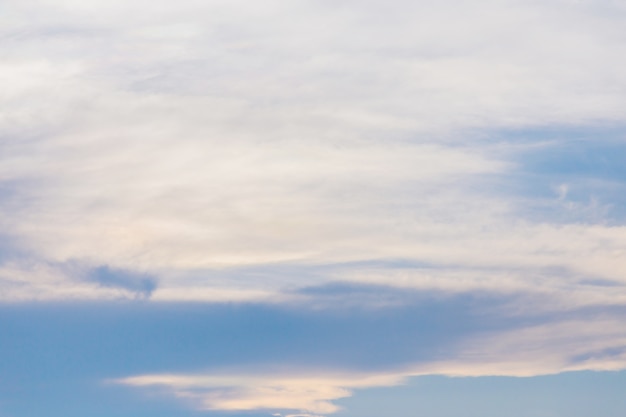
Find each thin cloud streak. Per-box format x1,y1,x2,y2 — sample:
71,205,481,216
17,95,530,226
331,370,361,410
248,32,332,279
116,371,405,415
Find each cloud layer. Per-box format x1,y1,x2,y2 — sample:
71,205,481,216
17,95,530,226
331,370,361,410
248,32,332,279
2,0,626,303
1,1,626,415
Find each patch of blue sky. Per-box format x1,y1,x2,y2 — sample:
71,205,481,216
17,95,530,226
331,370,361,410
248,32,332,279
483,125,626,224
336,371,626,417
2,296,624,416
0,302,410,415
0,376,200,417
0,297,498,378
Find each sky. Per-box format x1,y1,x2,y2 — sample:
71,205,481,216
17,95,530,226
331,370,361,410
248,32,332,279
1,0,626,416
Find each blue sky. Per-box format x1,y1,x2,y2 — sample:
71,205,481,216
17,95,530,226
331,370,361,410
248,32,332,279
1,0,626,416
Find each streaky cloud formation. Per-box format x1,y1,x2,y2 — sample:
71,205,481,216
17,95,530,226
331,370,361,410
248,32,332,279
2,0,626,302
1,0,626,416
116,371,404,416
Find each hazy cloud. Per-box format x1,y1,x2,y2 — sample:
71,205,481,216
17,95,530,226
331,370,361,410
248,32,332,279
2,1,626,414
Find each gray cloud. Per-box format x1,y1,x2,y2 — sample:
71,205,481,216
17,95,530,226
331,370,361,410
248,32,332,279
89,266,157,298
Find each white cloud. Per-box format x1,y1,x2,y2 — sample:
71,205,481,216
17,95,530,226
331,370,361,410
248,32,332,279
414,317,626,377
116,370,405,415
0,260,154,301
1,0,626,305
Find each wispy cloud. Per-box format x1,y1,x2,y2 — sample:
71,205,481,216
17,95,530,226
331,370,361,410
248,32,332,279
2,0,626,304
2,1,626,414
115,371,404,415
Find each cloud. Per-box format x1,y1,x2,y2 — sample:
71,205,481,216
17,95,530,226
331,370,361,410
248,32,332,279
89,265,157,298
2,0,626,303
2,2,626,416
0,260,157,301
1,0,626,399
115,370,405,416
